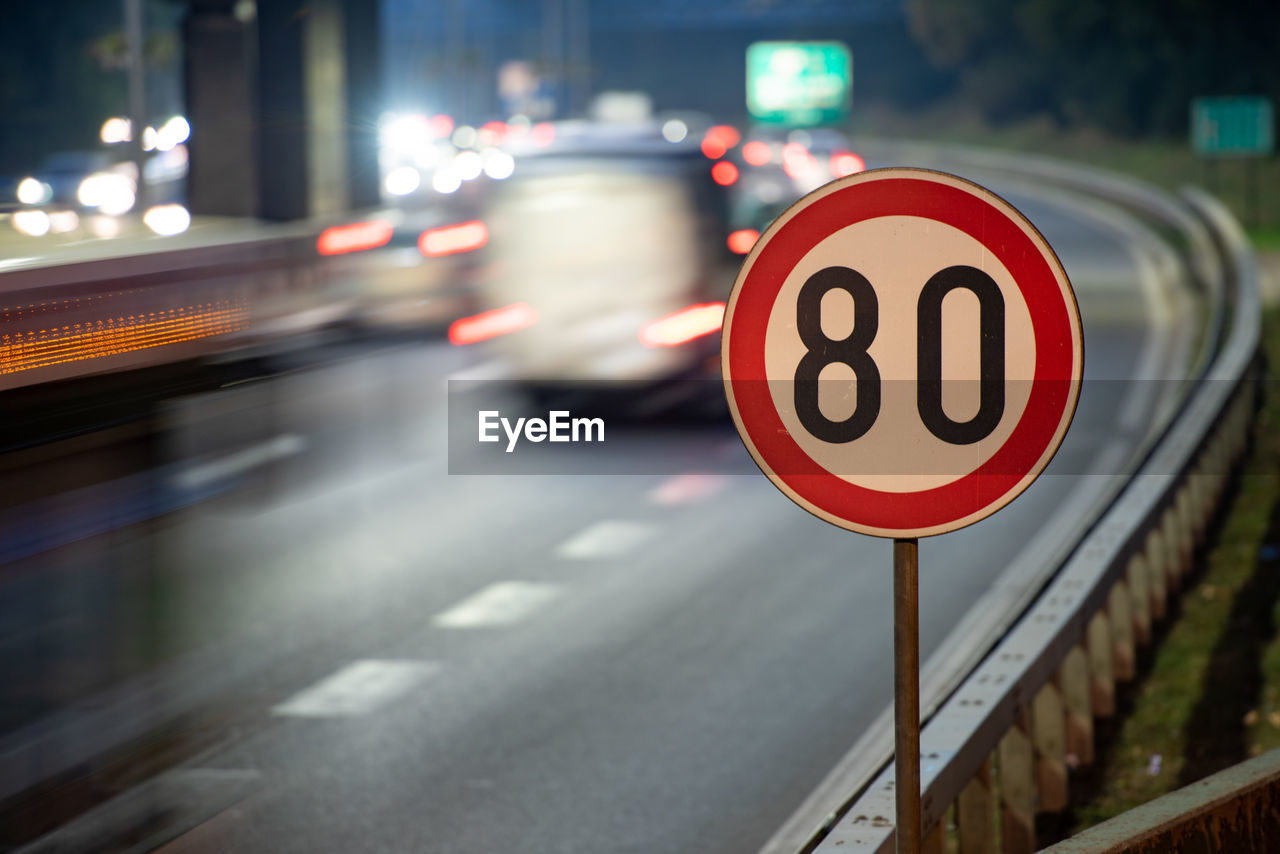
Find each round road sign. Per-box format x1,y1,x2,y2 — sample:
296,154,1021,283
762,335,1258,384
722,167,1082,538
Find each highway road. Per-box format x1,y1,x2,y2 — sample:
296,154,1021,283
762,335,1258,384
0,169,1199,853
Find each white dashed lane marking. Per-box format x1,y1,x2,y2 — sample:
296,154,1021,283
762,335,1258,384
554,520,655,559
433,581,563,628
173,434,308,492
272,659,438,718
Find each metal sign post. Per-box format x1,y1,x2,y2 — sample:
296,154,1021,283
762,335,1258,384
894,538,920,854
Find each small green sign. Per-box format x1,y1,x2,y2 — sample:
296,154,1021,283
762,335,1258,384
746,41,852,126
1191,96,1274,156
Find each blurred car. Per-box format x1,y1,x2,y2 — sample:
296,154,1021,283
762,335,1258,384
315,200,489,331
6,146,193,241
733,124,865,196
12,150,139,216
459,119,756,386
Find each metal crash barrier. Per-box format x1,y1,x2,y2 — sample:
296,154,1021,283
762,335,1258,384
1040,748,1280,854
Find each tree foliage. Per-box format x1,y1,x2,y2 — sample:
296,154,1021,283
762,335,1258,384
906,0,1280,136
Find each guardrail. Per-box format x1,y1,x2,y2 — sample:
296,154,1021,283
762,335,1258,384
1039,747,1280,853
784,159,1262,852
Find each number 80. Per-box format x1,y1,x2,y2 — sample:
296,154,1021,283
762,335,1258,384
794,265,1006,446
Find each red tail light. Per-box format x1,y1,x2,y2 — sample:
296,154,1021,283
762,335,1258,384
701,125,741,160
742,140,772,166
419,221,489,257
430,114,455,139
782,142,819,181
317,219,394,255
707,124,741,148
448,302,537,345
530,122,556,146
639,302,726,348
711,161,739,186
701,137,728,159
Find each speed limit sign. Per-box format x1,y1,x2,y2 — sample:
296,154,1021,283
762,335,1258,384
722,167,1083,538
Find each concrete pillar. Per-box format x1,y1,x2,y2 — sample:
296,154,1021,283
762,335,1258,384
184,2,258,216
185,0,380,220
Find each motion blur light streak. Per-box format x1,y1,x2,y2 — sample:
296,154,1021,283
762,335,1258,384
830,151,866,177
742,140,772,166
711,161,739,186
639,302,725,347
143,204,191,236
727,229,759,254
448,302,536,345
317,219,395,255
418,221,489,257
0,300,248,375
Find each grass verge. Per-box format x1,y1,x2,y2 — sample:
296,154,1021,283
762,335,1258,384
1046,306,1280,836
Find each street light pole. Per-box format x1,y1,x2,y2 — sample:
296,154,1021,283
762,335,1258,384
124,0,147,210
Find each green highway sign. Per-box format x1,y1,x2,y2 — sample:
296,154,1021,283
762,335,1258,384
746,41,852,126
1191,96,1274,156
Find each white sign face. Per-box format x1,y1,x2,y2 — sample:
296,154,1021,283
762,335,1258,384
722,168,1083,538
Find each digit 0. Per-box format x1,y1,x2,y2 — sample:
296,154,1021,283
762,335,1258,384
916,265,1005,445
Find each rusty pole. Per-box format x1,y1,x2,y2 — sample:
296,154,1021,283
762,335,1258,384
894,537,921,854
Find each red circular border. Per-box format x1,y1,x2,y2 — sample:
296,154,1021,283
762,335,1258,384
724,172,1080,534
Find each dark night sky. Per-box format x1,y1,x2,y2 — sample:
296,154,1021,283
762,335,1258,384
377,0,932,122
